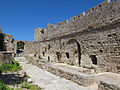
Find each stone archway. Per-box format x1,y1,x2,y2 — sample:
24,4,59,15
16,41,25,56
67,39,81,66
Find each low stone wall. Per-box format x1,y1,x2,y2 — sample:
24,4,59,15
98,81,120,90
0,51,14,64
45,65,94,86
25,55,94,86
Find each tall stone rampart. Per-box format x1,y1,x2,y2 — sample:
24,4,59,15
26,0,120,73
34,0,120,41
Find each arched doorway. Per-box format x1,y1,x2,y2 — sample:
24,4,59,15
16,41,25,56
67,39,81,66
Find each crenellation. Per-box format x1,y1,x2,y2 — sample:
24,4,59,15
47,23,55,28
41,0,120,41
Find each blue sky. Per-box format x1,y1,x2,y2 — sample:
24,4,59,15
0,0,104,41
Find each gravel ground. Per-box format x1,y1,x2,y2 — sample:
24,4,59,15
16,57,97,90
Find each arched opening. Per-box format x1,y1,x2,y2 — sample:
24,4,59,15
56,52,61,61
16,41,25,57
65,52,70,59
89,55,97,65
67,39,81,66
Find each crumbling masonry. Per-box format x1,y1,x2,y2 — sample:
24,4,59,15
11,0,120,89
24,0,120,73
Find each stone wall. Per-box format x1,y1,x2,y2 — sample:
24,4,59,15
35,0,120,41
25,0,120,73
0,51,14,64
98,81,120,90
0,33,14,52
34,28,47,41
25,20,120,73
4,34,14,52
0,33,14,64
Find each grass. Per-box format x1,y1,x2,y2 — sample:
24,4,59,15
0,60,22,73
0,80,14,90
82,66,94,69
0,60,43,90
22,82,42,90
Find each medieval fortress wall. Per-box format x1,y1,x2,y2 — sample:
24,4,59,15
35,0,120,41
25,0,120,73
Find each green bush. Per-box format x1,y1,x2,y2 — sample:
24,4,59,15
0,60,22,73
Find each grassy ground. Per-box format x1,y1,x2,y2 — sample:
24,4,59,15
0,60,43,90
0,60,22,73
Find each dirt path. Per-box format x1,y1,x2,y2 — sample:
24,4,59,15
16,57,97,90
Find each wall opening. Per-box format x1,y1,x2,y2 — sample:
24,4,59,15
65,52,70,59
16,41,25,56
67,39,81,66
56,52,61,61
48,45,50,50
48,56,50,62
42,52,45,56
89,55,97,65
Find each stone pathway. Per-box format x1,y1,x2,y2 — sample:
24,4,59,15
16,57,97,90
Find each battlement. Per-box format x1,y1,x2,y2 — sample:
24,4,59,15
46,0,112,29
34,0,120,41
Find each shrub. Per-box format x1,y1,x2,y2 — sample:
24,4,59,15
0,60,22,73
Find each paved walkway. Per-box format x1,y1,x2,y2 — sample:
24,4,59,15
16,57,97,90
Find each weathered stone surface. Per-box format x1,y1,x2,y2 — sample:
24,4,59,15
25,56,95,86
0,51,14,64
25,0,120,75
98,81,120,90
0,31,14,64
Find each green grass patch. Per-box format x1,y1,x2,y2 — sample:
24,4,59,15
22,82,42,90
0,60,22,73
0,80,14,90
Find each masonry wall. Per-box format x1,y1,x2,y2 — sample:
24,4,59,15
25,0,120,73
25,21,120,73
34,0,120,41
0,33,14,64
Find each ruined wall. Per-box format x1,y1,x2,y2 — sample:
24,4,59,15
4,34,14,52
34,0,120,41
0,33,14,64
25,20,120,73
34,28,47,41
25,0,120,73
